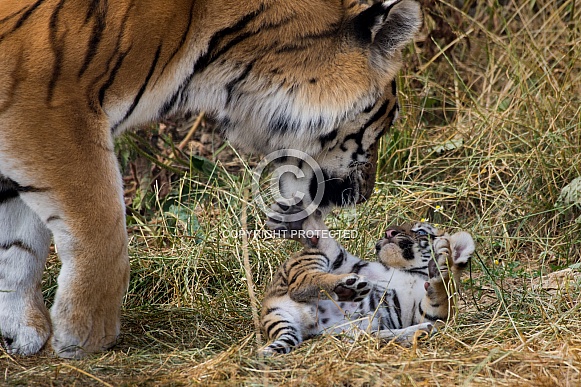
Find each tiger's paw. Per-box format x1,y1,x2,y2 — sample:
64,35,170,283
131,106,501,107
333,274,371,302
50,294,121,358
0,294,51,356
51,314,120,359
0,288,50,355
2,327,50,356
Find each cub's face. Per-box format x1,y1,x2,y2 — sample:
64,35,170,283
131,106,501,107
375,222,445,270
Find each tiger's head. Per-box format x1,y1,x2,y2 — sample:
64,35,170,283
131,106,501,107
194,0,422,216
375,222,475,272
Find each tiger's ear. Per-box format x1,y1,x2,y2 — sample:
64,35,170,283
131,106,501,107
449,232,475,265
351,0,422,58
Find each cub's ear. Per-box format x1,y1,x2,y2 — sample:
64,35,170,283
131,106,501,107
351,0,422,58
449,231,475,265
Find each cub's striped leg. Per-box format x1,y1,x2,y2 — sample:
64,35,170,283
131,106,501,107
260,298,315,355
0,187,52,355
289,271,370,304
260,270,370,356
422,232,475,322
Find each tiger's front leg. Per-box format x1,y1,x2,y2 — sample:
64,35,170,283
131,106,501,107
47,151,130,358
3,133,130,358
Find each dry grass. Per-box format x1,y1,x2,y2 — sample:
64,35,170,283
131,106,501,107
2,0,581,385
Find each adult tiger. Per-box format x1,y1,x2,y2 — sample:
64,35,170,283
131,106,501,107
0,0,421,357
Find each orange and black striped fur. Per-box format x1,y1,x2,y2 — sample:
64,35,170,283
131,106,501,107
0,0,421,357
261,213,474,354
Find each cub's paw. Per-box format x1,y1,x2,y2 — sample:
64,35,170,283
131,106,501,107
397,322,436,344
427,237,452,281
258,342,294,356
428,232,475,282
409,322,437,337
333,275,371,302
377,321,438,346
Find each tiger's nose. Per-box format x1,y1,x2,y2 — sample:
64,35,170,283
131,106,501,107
385,229,399,238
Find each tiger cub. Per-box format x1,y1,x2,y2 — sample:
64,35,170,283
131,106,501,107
260,212,475,355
